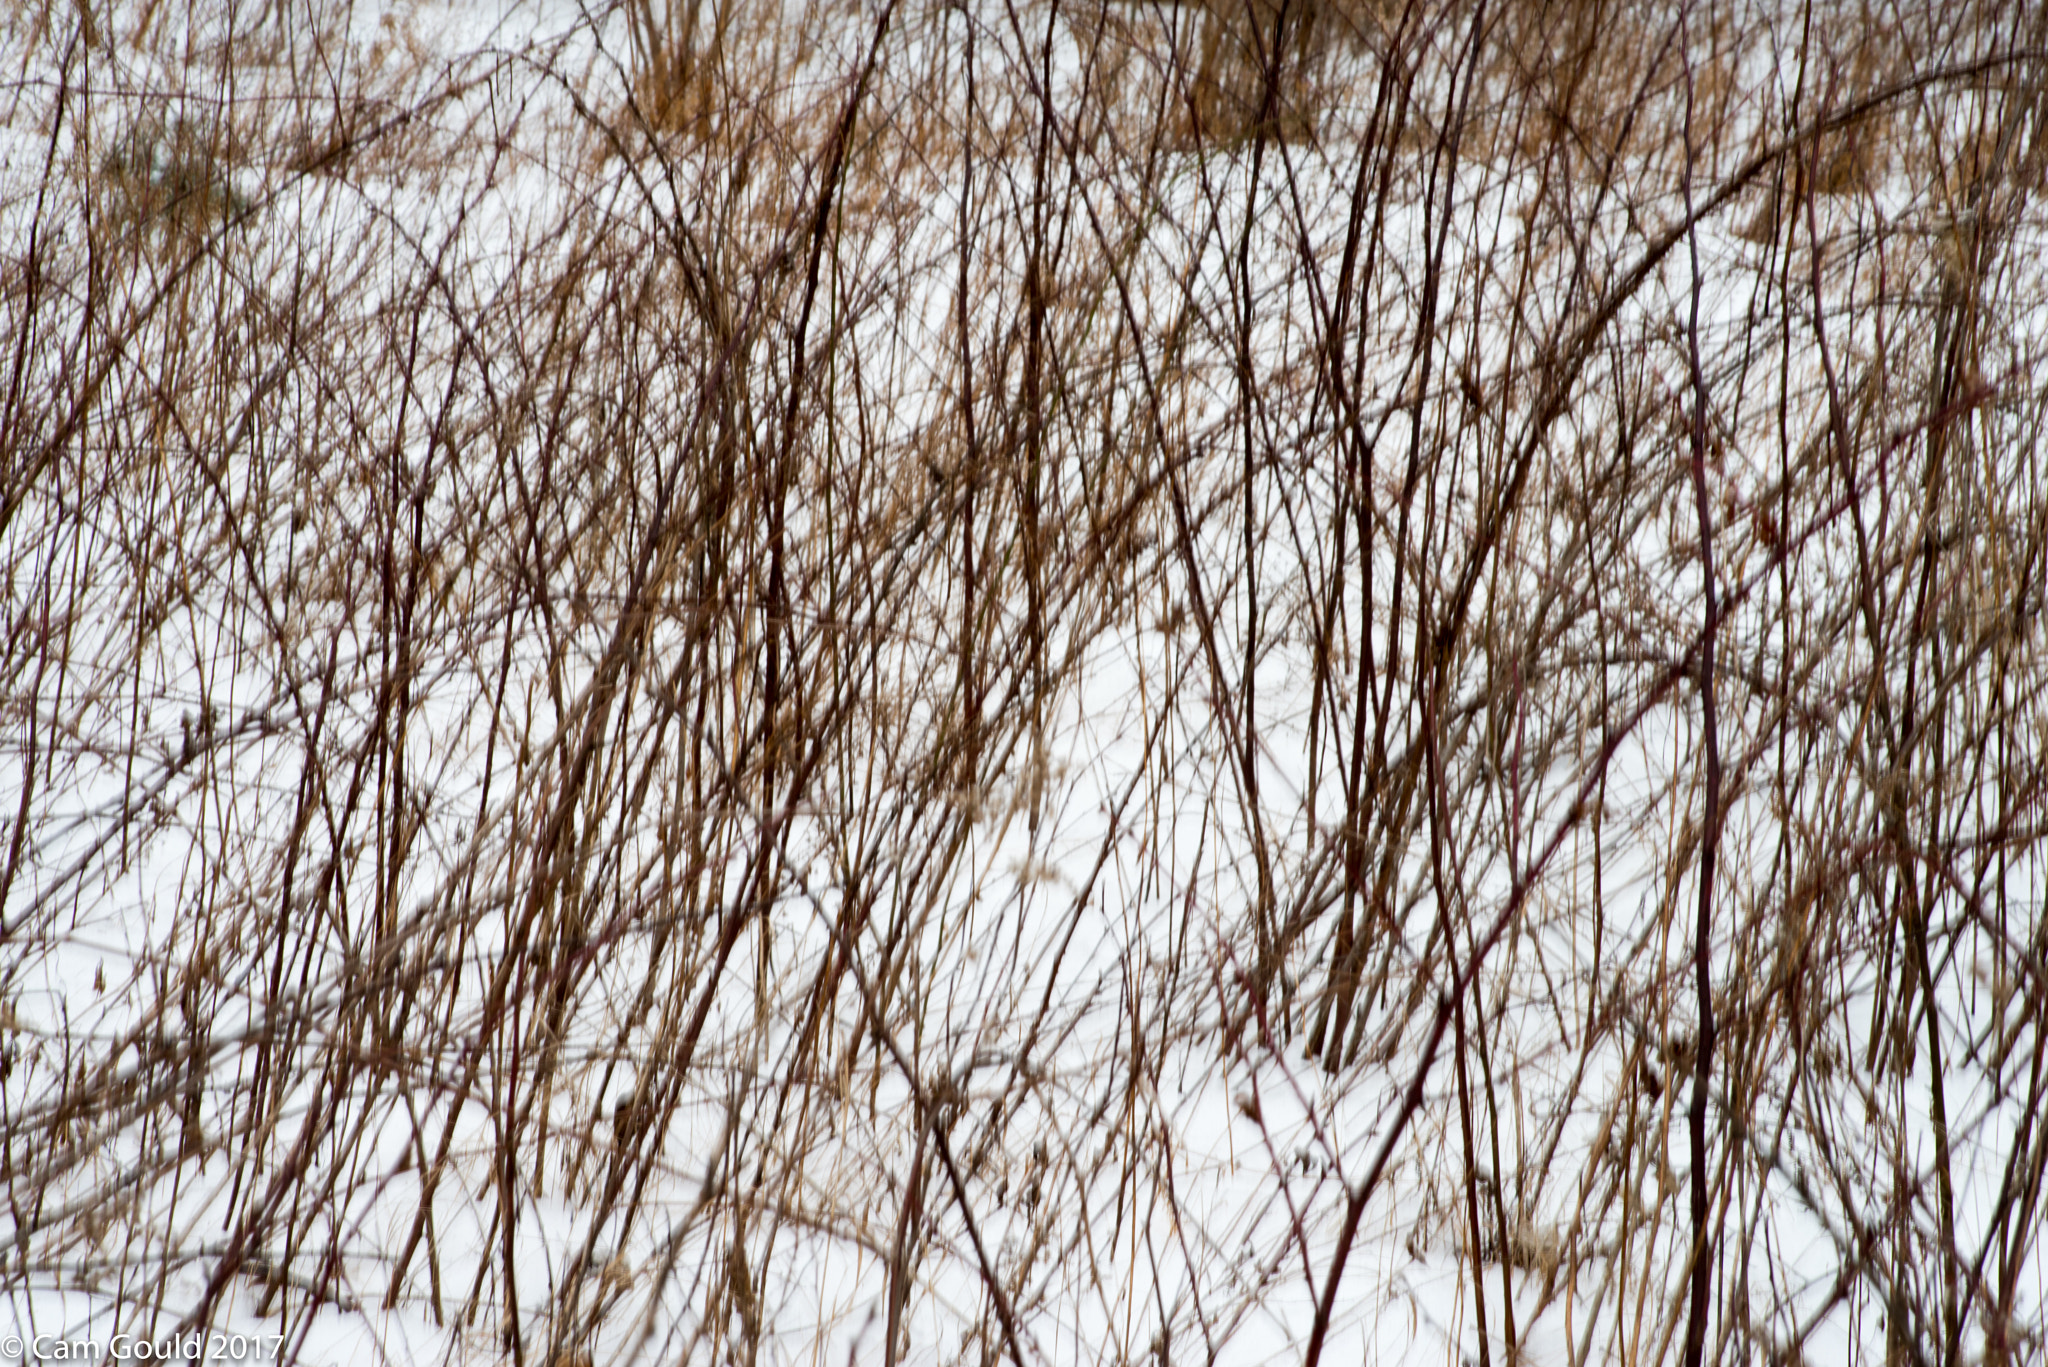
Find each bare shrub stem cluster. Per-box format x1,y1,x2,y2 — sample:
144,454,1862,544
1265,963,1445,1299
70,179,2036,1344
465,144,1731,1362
4,0,2047,1363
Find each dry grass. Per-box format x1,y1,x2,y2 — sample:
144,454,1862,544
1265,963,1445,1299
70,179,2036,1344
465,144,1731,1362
4,0,2048,1364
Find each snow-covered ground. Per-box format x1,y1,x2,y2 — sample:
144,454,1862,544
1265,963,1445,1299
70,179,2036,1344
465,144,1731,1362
4,0,2046,1363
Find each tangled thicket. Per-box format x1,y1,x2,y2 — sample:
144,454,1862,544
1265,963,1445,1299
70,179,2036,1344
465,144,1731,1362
4,0,2047,1363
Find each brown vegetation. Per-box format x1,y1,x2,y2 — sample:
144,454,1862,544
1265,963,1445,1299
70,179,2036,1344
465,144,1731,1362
4,0,2047,1363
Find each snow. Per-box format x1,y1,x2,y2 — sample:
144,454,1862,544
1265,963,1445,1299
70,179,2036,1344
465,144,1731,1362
5,0,2047,1363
